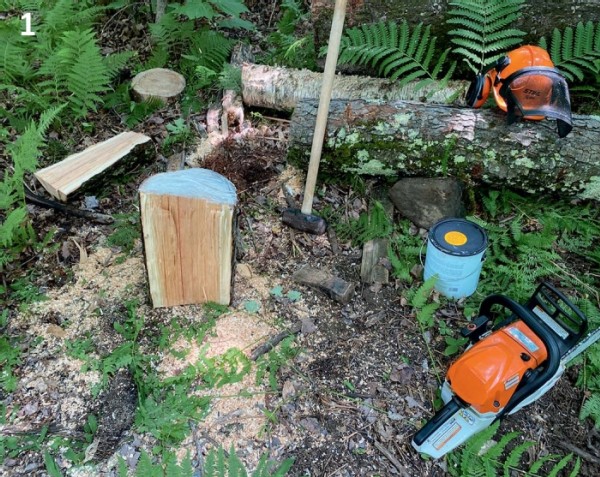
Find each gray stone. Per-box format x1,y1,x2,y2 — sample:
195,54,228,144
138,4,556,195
389,177,465,229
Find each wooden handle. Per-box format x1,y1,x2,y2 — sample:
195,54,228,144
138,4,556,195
301,0,348,215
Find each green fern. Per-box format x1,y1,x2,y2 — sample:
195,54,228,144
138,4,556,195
539,22,600,81
580,393,600,428
335,201,393,247
337,21,456,89
37,28,110,117
447,422,580,477
447,0,526,72
203,445,294,477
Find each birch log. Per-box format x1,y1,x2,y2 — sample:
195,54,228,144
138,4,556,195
140,169,237,308
288,99,600,201
241,63,468,111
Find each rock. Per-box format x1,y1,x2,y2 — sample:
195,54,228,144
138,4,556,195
389,178,465,229
299,417,328,436
300,317,317,334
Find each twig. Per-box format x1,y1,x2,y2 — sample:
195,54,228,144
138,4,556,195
556,440,600,465
251,321,302,361
373,440,410,476
25,189,114,224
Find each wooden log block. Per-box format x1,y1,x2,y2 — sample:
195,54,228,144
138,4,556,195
34,131,151,201
288,98,600,201
241,63,468,111
293,266,355,304
139,169,237,308
360,238,389,284
131,68,186,103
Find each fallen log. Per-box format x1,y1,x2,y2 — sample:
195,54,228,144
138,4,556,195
241,63,468,111
288,99,600,201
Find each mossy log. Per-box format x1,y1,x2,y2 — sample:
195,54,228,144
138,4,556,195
241,63,468,111
311,0,600,53
288,99,600,200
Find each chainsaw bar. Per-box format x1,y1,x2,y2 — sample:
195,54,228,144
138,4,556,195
562,327,600,365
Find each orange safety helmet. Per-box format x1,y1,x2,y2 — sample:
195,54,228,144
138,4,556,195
466,45,573,138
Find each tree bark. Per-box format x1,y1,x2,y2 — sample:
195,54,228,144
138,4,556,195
288,98,600,200
241,63,468,111
311,0,600,52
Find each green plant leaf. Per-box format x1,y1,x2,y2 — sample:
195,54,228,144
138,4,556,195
244,300,261,313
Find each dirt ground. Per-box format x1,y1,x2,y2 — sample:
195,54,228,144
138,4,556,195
2,130,599,476
2,4,600,477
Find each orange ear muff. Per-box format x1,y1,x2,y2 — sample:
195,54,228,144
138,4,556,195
466,73,492,108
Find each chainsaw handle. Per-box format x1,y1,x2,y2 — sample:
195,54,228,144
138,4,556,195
479,294,561,417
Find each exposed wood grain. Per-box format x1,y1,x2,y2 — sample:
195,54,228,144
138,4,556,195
139,169,237,308
131,68,186,103
34,131,150,201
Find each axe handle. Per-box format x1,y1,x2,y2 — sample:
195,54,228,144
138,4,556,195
301,0,348,215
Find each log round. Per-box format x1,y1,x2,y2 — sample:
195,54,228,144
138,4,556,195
288,98,600,201
131,68,186,103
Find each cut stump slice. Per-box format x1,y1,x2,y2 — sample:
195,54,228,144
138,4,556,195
140,169,237,308
131,68,186,103
34,131,151,201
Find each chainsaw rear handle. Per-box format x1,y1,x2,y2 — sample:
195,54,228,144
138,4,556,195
479,294,561,417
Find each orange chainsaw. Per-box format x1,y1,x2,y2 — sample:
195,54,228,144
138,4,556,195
412,282,600,458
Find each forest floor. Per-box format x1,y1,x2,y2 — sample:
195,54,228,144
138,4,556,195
1,3,600,477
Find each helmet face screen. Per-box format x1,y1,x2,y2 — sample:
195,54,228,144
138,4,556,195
500,67,573,131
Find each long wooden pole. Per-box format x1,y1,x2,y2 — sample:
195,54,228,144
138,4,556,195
300,0,347,215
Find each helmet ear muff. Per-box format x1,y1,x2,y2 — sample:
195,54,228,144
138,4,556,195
466,73,491,108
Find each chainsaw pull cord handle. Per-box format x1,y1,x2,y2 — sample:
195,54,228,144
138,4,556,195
479,294,561,418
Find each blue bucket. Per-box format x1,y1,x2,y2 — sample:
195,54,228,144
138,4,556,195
423,218,487,299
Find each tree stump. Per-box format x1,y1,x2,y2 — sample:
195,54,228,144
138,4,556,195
139,169,237,308
131,68,186,103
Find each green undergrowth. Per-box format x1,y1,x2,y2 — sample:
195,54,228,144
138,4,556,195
2,299,297,474
447,422,581,477
331,186,600,471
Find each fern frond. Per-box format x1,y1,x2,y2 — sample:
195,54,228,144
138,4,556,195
103,51,136,80
447,0,525,72
503,440,535,477
580,393,600,427
338,21,455,87
37,28,110,117
539,21,600,82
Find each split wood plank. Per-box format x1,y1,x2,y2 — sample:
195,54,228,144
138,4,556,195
293,266,354,304
360,238,389,284
35,131,150,201
139,169,237,308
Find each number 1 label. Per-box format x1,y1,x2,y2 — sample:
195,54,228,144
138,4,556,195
21,12,35,36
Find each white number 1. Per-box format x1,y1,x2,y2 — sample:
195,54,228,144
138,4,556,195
21,12,36,36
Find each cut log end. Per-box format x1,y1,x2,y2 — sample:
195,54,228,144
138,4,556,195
131,68,186,103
